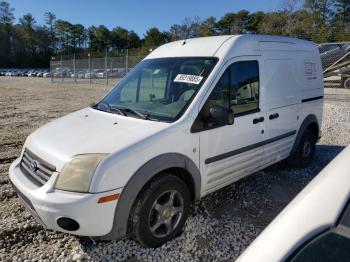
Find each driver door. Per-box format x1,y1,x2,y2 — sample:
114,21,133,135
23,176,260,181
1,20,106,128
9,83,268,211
196,58,266,195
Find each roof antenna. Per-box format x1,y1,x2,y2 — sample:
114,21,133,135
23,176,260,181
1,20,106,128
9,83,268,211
182,28,192,45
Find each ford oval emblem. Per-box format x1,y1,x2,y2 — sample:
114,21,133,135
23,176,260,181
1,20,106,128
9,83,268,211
30,160,38,172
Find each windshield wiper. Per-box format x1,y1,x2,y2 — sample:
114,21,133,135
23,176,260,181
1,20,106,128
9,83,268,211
95,102,152,120
95,102,126,116
115,106,149,120
110,106,149,120
108,105,127,116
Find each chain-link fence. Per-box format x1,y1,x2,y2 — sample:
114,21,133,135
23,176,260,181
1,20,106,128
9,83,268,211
50,55,144,85
319,42,350,89
50,42,350,88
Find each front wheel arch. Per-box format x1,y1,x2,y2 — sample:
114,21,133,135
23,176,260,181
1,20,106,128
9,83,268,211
97,153,201,241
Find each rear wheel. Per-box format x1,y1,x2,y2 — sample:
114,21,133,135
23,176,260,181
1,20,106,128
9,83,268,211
288,129,316,168
344,77,350,89
128,174,191,248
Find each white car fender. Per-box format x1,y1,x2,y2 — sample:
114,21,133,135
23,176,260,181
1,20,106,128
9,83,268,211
237,145,350,262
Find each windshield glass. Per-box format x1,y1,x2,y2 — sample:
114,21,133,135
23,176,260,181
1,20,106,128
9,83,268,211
95,57,217,122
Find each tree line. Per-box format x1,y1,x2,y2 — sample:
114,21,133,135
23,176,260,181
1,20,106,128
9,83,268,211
0,0,349,68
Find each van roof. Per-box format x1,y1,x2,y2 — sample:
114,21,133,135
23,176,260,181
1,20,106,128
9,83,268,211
145,35,316,59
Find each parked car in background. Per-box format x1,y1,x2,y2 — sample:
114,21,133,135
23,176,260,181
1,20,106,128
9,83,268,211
0,69,7,76
51,68,69,78
238,145,350,262
0,68,49,77
91,69,102,78
84,70,97,79
20,70,29,76
70,72,77,78
84,71,92,78
52,69,60,78
96,69,119,78
29,70,38,77
96,70,106,78
77,70,86,78
14,69,23,76
6,70,14,76
9,35,324,247
43,71,51,78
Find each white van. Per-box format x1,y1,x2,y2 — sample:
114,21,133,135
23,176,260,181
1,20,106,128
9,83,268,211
9,35,324,247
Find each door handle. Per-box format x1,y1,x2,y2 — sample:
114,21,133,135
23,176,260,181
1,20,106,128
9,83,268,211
253,117,264,124
269,113,279,120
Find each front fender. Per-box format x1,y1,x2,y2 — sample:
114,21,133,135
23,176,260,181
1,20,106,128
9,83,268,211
98,153,201,240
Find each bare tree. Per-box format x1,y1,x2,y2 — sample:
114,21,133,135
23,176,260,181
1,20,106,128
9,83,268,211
44,12,56,52
170,16,201,40
182,16,201,39
280,0,303,14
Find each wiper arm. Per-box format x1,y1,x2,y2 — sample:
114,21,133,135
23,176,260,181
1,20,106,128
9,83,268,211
117,107,148,120
109,105,127,116
95,102,126,116
95,102,151,120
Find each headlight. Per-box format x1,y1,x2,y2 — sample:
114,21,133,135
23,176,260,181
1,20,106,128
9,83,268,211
55,154,107,193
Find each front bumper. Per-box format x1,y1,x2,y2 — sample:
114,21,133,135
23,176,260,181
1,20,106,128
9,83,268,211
9,158,122,237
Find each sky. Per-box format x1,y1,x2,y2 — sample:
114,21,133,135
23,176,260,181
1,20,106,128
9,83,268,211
8,0,281,37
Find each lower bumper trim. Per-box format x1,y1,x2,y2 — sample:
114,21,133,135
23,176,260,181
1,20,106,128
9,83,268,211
11,182,45,226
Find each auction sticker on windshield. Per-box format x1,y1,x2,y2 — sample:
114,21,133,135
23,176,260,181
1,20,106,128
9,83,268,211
174,74,203,85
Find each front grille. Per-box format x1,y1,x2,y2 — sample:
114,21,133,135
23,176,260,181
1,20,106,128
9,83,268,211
20,149,56,187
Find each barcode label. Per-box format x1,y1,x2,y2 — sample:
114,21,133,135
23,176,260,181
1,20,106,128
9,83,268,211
174,74,203,85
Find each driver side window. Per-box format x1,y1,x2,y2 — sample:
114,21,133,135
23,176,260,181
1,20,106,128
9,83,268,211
206,70,230,109
192,60,260,132
206,60,260,116
191,71,230,132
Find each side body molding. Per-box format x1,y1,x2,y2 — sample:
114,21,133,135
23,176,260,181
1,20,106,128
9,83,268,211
99,153,202,240
291,114,319,156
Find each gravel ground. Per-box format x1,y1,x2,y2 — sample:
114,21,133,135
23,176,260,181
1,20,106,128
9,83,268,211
0,77,349,262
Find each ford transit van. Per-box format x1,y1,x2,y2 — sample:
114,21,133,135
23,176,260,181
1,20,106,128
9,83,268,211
10,35,324,247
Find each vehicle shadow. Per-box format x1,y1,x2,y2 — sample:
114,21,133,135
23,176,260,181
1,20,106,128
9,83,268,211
208,144,345,229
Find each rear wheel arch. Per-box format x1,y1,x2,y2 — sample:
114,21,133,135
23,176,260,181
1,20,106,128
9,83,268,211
291,114,319,155
98,153,201,240
307,121,319,140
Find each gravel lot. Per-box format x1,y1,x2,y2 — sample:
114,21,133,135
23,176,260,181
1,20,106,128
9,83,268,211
0,77,349,262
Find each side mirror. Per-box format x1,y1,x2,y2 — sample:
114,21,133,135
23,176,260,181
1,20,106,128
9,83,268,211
208,105,234,126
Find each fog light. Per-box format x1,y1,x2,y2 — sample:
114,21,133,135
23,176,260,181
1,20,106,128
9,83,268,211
57,217,80,231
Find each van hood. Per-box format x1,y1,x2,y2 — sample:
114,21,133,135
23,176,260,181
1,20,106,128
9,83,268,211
25,107,169,170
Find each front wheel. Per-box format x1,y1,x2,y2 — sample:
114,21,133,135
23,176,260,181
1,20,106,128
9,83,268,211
128,174,191,248
288,129,316,168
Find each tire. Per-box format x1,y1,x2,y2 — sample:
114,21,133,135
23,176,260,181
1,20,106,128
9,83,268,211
128,174,191,248
288,129,316,168
344,77,350,89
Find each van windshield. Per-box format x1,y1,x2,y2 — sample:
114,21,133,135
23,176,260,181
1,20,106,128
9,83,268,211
95,57,217,122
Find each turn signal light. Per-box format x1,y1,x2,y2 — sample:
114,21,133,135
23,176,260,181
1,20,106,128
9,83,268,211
98,194,120,204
